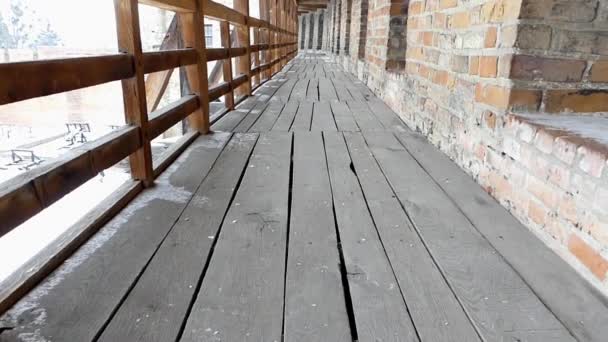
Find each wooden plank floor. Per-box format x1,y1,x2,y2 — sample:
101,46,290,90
2,53,608,342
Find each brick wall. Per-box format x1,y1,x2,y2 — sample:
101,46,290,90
340,0,352,54
349,0,368,59
318,0,608,292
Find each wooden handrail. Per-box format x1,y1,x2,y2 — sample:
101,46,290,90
0,0,298,261
0,126,141,237
142,48,198,74
148,95,200,139
0,54,134,106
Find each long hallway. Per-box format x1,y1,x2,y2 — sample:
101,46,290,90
1,53,608,341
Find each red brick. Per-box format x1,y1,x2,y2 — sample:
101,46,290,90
511,55,586,82
569,234,608,280
484,27,498,48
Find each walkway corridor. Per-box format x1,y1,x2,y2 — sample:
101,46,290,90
2,53,608,342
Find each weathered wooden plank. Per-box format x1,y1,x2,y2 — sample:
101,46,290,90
318,77,338,101
394,130,608,342
343,132,480,342
323,131,419,342
284,131,351,341
0,54,134,106
289,78,309,101
365,99,407,131
364,132,575,341
330,100,359,132
346,100,384,131
310,101,337,132
331,79,354,102
272,100,299,131
181,132,291,341
273,78,297,102
152,131,199,177
306,78,319,101
0,133,232,341
98,133,257,342
290,100,313,131
211,97,259,131
0,179,142,315
233,100,270,132
249,101,285,132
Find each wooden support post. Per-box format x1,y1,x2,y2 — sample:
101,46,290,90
178,2,210,134
220,21,235,109
114,0,154,187
260,0,271,80
234,0,252,96
252,27,260,86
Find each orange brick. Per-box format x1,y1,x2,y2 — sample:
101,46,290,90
409,1,424,15
434,13,447,29
440,0,458,9
423,31,435,46
528,201,548,225
452,12,470,29
569,234,608,280
475,84,511,109
590,61,608,83
479,56,498,77
469,56,479,75
509,88,542,111
484,27,498,48
545,90,608,113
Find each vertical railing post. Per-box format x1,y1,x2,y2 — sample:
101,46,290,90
178,1,210,134
234,0,252,96
114,0,154,187
253,27,260,86
220,21,235,109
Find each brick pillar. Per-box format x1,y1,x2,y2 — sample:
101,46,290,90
298,16,304,50
316,10,324,50
303,14,311,50
340,0,351,55
307,13,314,49
350,0,368,60
385,0,408,70
334,0,341,54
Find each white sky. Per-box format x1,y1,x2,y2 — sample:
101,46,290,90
0,0,121,49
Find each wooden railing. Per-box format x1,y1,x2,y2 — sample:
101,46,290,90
0,0,297,312
0,0,297,237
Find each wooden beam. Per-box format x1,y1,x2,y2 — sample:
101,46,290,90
144,15,180,112
204,0,246,25
139,0,196,12
0,126,141,237
142,48,198,74
114,0,155,186
178,4,210,134
0,54,134,106
233,0,252,96
148,95,200,139
220,21,235,109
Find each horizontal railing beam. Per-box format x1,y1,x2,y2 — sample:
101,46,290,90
148,95,200,139
0,54,135,105
0,126,142,237
142,48,198,74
